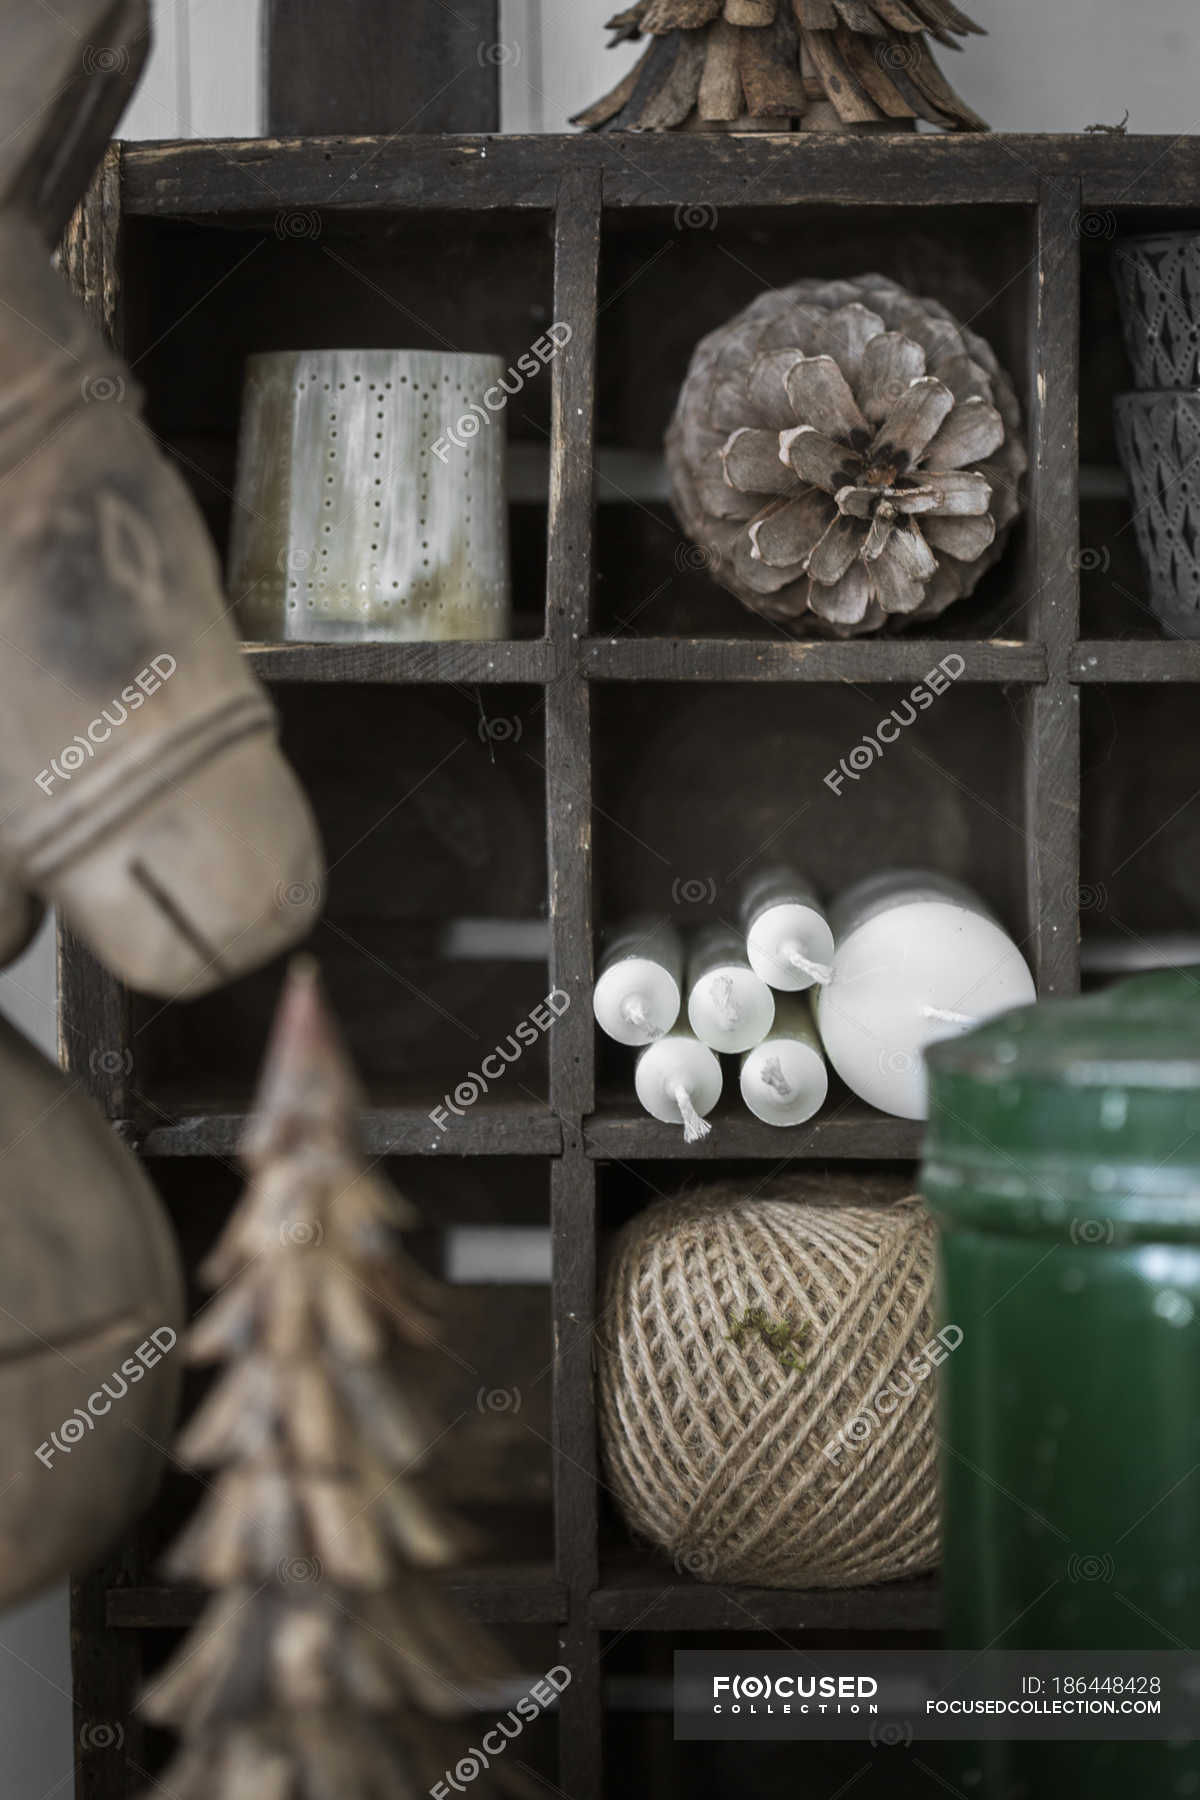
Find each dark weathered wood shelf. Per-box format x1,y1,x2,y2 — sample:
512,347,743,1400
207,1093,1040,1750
1071,641,1200,683
129,1097,563,1157
66,124,1185,1800
241,639,554,683
131,1098,925,1162
591,1563,941,1633
107,1566,567,1629
583,638,1044,684
241,636,1048,687
119,132,1200,218
585,1104,924,1161
106,1567,936,1634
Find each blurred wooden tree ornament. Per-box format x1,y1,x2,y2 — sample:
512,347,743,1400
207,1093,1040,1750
0,0,324,997
141,959,540,1800
572,0,987,132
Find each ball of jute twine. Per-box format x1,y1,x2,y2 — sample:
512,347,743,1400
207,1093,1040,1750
597,1177,940,1589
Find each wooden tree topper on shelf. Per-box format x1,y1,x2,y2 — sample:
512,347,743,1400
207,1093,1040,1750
573,0,987,133
141,959,537,1800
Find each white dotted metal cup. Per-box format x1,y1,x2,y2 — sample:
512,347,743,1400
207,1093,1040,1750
229,349,511,642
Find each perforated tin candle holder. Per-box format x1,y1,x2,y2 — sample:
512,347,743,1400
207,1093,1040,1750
229,350,511,643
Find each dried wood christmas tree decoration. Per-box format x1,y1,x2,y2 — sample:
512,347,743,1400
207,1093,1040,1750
141,959,538,1800
572,0,987,133
667,274,1026,635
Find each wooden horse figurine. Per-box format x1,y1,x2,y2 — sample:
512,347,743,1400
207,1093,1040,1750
0,0,324,996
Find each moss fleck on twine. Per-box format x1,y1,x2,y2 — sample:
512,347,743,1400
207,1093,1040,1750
727,1306,809,1373
597,1176,941,1589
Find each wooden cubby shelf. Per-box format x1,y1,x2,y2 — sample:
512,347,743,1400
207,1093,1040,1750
1073,642,1200,682
128,1098,564,1158
106,1568,567,1630
584,1104,923,1161
107,1568,936,1635
242,637,1047,687
126,1100,918,1160
242,639,557,683
590,1561,941,1634
60,129,1200,1800
582,638,1046,683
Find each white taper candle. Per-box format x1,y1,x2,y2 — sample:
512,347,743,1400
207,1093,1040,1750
686,924,776,1055
741,867,835,991
634,1030,722,1142
592,919,683,1047
739,993,829,1126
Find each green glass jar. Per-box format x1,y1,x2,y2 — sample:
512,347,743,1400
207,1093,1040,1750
922,969,1200,1795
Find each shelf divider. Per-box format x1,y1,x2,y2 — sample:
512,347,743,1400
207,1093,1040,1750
584,1105,924,1162
242,639,553,684
545,166,605,1800
1072,641,1200,682
1022,177,1082,998
128,1099,563,1159
583,638,1045,684
591,1564,941,1634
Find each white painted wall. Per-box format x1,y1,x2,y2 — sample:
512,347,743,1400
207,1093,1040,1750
121,0,262,140
4,1,1199,1793
507,0,1200,135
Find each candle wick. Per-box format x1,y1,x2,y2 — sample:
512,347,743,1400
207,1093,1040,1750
759,1055,792,1100
783,943,833,985
621,993,657,1035
710,974,740,1028
669,1080,711,1144
923,1004,976,1027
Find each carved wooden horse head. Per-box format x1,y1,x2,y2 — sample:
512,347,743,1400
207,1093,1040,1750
0,0,324,996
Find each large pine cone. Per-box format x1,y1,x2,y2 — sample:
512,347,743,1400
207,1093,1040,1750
666,274,1026,635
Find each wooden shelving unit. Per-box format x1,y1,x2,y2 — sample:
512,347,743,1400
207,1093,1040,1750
60,130,1200,1799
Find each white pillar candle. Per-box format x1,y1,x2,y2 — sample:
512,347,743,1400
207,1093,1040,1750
634,1030,722,1142
815,870,1036,1121
686,925,776,1055
592,919,683,1046
741,867,835,992
739,994,829,1127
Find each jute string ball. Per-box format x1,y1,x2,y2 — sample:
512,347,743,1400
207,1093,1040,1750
597,1177,940,1588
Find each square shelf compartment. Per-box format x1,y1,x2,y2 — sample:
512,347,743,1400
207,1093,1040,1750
1082,685,1200,972
590,679,1034,1131
135,1620,564,1793
135,1157,554,1577
124,682,552,1127
1080,207,1200,640
593,203,1036,643
120,208,556,639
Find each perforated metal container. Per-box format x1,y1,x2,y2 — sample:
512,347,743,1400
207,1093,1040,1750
1114,389,1200,638
229,349,510,642
1111,230,1200,391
